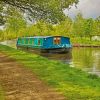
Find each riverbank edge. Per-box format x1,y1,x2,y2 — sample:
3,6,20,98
73,44,100,47
0,44,100,100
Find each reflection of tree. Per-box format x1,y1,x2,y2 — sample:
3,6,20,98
72,48,100,75
92,50,100,73
72,48,94,68
82,48,93,68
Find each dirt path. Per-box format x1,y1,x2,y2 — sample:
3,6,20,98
0,52,65,100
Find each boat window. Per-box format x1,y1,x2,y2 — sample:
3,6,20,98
37,38,43,45
28,39,30,44
32,39,34,45
54,37,61,45
20,39,22,44
29,39,32,45
24,38,28,44
38,39,41,45
21,39,23,44
25,39,27,44
19,38,21,44
57,37,61,44
23,39,25,44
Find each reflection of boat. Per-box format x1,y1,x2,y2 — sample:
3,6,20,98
16,36,72,53
40,52,72,64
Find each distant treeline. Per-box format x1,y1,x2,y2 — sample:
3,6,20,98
0,11,100,45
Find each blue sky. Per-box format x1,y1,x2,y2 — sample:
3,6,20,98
64,0,100,19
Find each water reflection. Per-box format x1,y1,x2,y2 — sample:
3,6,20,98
40,52,75,68
40,52,72,64
40,48,100,76
0,39,17,48
0,40,100,76
72,47,100,76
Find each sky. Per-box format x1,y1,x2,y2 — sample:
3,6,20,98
64,0,100,19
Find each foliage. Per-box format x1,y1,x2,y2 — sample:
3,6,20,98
54,17,73,36
5,7,26,33
0,11,100,46
0,7,27,40
93,17,100,36
0,0,79,24
0,1,5,25
0,44,100,100
73,13,85,38
84,18,94,40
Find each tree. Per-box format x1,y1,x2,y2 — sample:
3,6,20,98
54,17,73,36
34,20,54,36
4,7,27,39
0,1,6,25
93,16,100,36
73,13,85,38
0,29,3,40
0,0,79,24
84,18,94,40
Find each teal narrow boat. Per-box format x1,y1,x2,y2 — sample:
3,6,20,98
16,36,72,53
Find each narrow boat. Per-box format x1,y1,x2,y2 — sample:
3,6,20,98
16,36,72,53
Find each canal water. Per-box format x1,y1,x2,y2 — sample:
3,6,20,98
0,40,100,76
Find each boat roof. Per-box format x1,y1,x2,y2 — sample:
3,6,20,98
18,36,69,39
18,36,52,38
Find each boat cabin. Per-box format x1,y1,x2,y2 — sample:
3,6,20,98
17,36,72,53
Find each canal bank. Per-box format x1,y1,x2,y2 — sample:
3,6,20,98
73,44,100,47
0,44,100,100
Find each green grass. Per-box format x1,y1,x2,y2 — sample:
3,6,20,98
71,37,100,46
0,86,4,100
0,44,100,100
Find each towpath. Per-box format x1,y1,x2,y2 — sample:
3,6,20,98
0,52,65,100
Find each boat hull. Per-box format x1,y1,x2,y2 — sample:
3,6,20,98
17,45,71,53
41,48,71,53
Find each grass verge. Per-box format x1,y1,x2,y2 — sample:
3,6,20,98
0,86,4,100
0,44,100,100
71,37,100,46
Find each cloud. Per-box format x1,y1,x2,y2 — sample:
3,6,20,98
64,0,100,18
